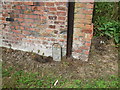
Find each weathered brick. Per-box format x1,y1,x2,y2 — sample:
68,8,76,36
46,2,54,6
74,24,84,28
55,2,67,6
12,30,21,33
16,6,21,9
15,26,19,29
59,39,65,42
57,12,66,16
75,3,86,8
17,18,24,22
84,51,89,55
83,9,93,14
48,16,57,20
85,42,91,47
86,4,94,9
48,12,57,15
58,16,66,20
74,49,82,53
85,15,92,20
49,7,57,11
37,6,44,10
34,11,44,15
75,14,85,19
21,6,26,10
49,25,55,29
81,29,92,34
80,46,89,50
57,7,66,11
32,6,39,10
20,26,24,30
41,16,47,19
24,19,34,22
54,21,65,25
22,31,31,35
23,2,33,5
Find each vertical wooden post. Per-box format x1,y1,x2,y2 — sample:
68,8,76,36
66,1,75,58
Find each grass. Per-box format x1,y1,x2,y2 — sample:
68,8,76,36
2,65,120,88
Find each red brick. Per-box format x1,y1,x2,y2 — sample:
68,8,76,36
85,25,93,29
58,16,66,20
54,21,65,25
83,9,93,14
12,30,21,33
46,30,53,33
34,11,44,15
23,2,33,5
21,6,26,10
32,6,38,10
41,2,45,6
15,26,19,29
84,51,89,55
74,49,82,53
85,15,92,20
84,19,92,24
74,24,84,28
17,34,25,38
75,3,86,7
16,6,21,9
75,14,85,19
86,4,94,9
38,7,45,10
24,19,34,22
2,13,9,17
6,5,11,8
85,43,91,47
24,10,32,14
48,12,57,15
55,2,66,6
57,12,66,16
41,16,47,19
51,38,56,41
17,18,24,22
57,7,66,11
46,2,54,6
22,31,31,35
0,17,5,20
81,29,92,34
49,25,55,29
80,46,89,50
48,16,57,20
20,26,24,30
29,28,35,31
10,26,15,29
49,7,57,11
59,39,65,42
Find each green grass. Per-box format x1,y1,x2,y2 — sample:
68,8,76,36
2,66,120,88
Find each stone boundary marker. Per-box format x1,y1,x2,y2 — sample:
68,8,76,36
52,43,62,61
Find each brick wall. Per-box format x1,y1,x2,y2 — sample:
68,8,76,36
73,2,94,61
0,1,94,61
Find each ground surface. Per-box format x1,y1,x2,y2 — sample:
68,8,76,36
1,37,119,88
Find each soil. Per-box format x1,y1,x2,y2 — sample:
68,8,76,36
1,36,118,81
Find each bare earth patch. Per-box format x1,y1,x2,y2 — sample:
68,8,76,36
1,37,118,87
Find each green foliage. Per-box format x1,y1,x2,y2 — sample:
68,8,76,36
93,2,120,44
98,21,120,44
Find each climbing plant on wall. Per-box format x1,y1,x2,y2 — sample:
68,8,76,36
93,2,120,44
